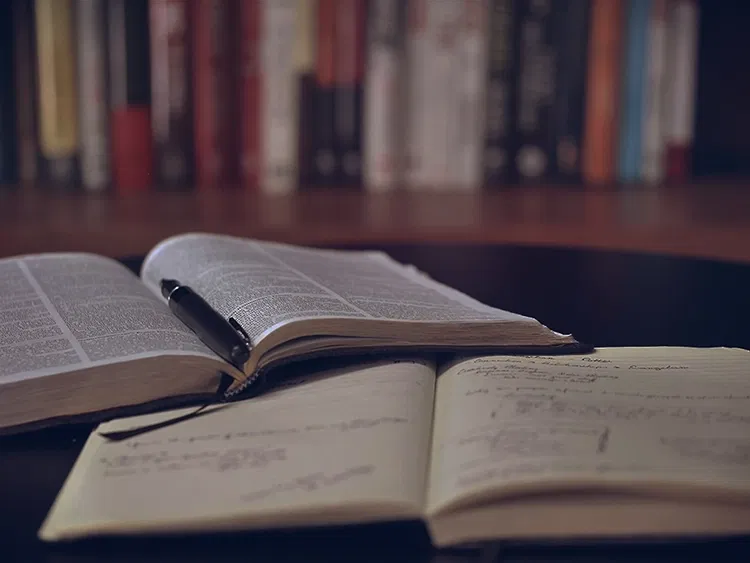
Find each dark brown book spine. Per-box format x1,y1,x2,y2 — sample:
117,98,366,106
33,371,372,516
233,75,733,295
193,0,240,188
334,0,366,187
0,1,18,185
514,0,558,183
311,0,338,186
552,0,591,183
239,0,260,190
150,0,194,189
11,0,35,186
296,0,317,189
483,0,518,186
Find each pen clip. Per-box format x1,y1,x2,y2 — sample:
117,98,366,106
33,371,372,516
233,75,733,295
228,317,252,347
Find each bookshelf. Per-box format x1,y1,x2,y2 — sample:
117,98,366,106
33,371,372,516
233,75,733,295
3,182,750,264
2,0,750,268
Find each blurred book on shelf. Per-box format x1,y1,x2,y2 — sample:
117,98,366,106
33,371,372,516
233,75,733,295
1,0,748,194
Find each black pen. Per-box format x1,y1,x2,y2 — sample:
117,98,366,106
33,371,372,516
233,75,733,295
160,279,251,369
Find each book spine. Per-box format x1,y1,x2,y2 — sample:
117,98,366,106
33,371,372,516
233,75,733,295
333,0,366,188
34,0,80,189
295,0,317,189
552,0,590,184
424,0,463,189
641,0,668,184
193,0,238,187
77,0,111,191
239,0,261,190
311,0,338,186
364,0,406,192
404,0,429,189
582,0,624,185
150,0,194,189
483,0,517,187
617,0,650,184
109,0,153,191
664,0,699,182
0,0,18,185
260,0,299,193
454,0,487,190
12,0,37,185
514,0,558,183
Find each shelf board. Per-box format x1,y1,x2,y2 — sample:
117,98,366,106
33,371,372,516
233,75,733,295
2,183,750,263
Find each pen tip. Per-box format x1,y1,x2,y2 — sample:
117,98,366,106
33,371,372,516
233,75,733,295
160,279,179,299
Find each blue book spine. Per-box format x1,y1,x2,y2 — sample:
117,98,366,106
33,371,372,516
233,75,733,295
617,0,651,183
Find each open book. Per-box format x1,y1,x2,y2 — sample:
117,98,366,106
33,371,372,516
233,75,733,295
40,347,750,546
0,232,580,434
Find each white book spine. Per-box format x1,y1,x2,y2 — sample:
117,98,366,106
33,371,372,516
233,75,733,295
664,0,698,160
454,0,487,190
77,0,110,190
364,0,404,192
260,0,298,194
641,0,668,184
424,0,463,190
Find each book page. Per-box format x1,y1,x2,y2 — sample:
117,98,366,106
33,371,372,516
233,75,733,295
39,359,436,541
140,233,553,344
0,253,219,385
426,348,750,515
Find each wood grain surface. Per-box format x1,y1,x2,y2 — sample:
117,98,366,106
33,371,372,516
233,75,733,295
2,182,750,263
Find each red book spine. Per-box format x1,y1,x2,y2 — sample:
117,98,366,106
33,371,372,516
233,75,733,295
193,0,239,187
111,108,153,190
109,0,153,191
240,0,261,190
665,145,690,181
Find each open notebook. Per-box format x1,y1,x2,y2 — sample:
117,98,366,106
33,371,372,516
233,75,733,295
40,347,750,547
0,232,582,435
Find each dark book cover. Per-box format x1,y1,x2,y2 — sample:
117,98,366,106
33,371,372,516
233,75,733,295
310,0,338,187
483,0,518,186
11,0,36,186
552,0,591,183
295,0,317,190
0,1,18,186
513,0,559,183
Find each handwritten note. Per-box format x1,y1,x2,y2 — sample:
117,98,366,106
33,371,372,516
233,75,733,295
241,465,376,503
99,445,289,477
40,360,437,540
427,347,750,512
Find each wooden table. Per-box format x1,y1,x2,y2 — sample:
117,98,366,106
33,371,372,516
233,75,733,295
3,183,750,264
3,185,750,561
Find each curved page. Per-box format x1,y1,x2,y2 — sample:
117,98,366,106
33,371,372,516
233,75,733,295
40,358,436,541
